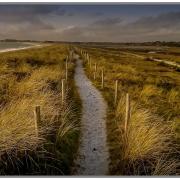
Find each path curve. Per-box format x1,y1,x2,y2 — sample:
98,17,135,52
73,56,109,175
124,52,180,68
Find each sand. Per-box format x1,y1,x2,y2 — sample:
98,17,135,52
73,55,109,175
0,44,43,53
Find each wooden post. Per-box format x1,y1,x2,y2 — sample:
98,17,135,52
68,52,71,61
125,93,130,133
65,58,68,81
93,71,96,80
101,68,104,89
94,63,97,80
70,51,72,61
87,55,90,66
68,52,70,59
34,105,40,137
114,80,118,105
71,51,74,60
95,63,97,72
61,79,65,104
89,58,92,70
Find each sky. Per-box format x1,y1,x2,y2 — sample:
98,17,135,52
0,4,180,42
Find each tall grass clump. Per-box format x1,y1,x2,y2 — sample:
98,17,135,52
115,95,179,175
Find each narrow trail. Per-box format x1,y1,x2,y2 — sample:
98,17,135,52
72,55,109,175
124,52,180,68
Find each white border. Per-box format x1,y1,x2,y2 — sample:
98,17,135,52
0,0,180,3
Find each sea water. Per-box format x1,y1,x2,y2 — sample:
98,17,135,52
0,42,33,51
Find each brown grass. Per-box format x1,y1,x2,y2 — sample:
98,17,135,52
115,95,178,175
77,44,180,175
0,44,81,174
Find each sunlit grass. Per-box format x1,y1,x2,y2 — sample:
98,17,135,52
115,96,178,175
0,44,81,175
79,44,180,175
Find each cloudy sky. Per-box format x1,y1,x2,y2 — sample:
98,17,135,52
0,4,180,42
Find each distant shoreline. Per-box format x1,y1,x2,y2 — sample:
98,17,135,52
0,44,44,53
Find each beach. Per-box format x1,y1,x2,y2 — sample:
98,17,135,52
0,43,44,53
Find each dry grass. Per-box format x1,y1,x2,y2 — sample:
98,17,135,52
115,95,178,175
152,155,180,175
140,85,163,98
0,44,81,174
78,44,180,175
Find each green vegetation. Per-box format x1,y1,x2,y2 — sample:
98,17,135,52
77,44,180,175
0,45,81,175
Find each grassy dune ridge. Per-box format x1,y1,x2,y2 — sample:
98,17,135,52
77,44,180,175
0,44,81,175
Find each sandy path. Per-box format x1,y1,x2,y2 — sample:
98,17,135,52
73,56,109,175
150,58,180,68
124,52,180,68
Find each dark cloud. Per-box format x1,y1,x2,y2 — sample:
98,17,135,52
0,6,180,42
129,11,180,32
0,15,54,30
67,12,74,16
91,12,104,17
60,27,85,41
92,17,122,27
0,5,61,34
0,5,69,30
0,5,61,15
54,8,68,16
74,11,180,42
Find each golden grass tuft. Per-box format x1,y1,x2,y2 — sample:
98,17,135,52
116,95,178,175
140,84,163,98
168,89,179,103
